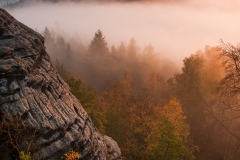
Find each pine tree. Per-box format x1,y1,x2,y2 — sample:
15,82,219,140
43,26,53,43
127,37,138,59
88,29,109,56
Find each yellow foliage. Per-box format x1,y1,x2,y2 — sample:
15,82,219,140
161,98,189,138
63,151,80,160
19,151,31,160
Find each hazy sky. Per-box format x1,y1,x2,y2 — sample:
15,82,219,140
5,0,240,65
0,0,19,6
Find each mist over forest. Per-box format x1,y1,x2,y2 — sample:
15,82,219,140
3,0,240,159
5,0,240,66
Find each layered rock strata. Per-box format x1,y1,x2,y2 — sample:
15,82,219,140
0,8,121,160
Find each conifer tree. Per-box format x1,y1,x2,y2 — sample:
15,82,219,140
43,26,53,43
88,29,109,56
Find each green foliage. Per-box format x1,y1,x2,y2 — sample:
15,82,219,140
67,76,106,132
55,60,70,81
55,61,106,133
148,99,196,160
19,151,31,160
149,118,183,160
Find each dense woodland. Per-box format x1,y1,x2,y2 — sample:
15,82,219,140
41,27,240,159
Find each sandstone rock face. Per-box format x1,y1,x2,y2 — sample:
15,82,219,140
0,8,121,160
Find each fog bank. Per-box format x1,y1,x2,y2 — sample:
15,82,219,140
5,0,240,65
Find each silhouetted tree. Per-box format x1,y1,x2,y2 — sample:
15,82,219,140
127,37,138,60
118,41,127,58
43,26,54,43
56,35,67,48
88,29,109,56
220,42,240,96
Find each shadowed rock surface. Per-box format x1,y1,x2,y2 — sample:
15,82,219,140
0,8,121,160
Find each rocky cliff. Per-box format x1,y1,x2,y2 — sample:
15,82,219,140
0,8,121,160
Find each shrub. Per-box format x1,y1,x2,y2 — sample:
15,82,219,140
63,151,80,160
19,151,31,160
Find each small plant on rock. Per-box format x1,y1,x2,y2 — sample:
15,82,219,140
63,150,80,160
19,151,31,160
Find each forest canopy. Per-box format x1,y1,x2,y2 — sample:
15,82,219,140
40,27,240,159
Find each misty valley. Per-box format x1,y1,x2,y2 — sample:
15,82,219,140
42,26,240,160
2,0,240,160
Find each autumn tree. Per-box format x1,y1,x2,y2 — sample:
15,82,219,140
169,53,205,127
169,50,224,159
101,71,196,159
102,72,133,147
101,72,155,159
147,98,196,160
169,46,240,159
200,45,240,159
